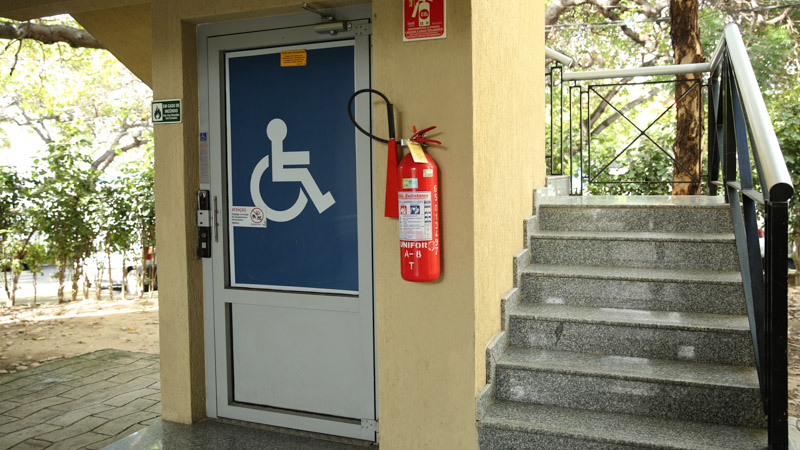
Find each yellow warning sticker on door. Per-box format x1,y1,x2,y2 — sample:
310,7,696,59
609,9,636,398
281,50,307,67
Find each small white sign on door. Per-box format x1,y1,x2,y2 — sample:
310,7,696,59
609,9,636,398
231,206,267,228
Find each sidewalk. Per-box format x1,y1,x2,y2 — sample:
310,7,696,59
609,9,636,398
0,349,160,449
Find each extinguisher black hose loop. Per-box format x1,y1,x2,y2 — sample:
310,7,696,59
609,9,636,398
347,89,395,144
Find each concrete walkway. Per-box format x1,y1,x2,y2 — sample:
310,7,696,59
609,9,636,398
0,349,160,449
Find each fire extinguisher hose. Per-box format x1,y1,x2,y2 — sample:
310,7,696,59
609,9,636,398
347,89,395,143
347,89,400,218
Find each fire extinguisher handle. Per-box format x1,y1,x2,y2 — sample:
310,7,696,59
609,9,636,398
386,103,396,141
347,88,396,144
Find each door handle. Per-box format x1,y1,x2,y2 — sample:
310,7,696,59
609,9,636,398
214,196,219,243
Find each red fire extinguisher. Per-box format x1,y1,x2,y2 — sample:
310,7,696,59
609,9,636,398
347,90,442,282
398,127,440,282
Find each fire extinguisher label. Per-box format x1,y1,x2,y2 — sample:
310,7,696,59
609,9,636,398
402,178,419,189
398,191,433,241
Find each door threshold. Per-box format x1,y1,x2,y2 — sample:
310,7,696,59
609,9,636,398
218,416,377,447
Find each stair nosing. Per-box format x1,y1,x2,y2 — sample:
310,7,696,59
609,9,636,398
511,304,750,333
479,400,765,450
522,264,743,285
496,347,759,390
538,203,729,210
531,230,735,242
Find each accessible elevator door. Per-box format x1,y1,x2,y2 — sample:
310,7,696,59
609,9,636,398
200,15,375,441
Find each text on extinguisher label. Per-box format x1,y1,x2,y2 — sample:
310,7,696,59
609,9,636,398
398,191,433,241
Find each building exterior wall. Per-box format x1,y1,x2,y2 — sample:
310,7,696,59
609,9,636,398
72,3,153,86
371,1,477,448
471,0,545,395
144,0,544,446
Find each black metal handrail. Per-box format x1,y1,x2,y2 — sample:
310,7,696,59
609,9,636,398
708,23,793,449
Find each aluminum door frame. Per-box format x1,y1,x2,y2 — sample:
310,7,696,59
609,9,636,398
197,6,376,441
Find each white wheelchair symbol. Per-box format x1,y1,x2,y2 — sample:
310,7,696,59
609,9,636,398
250,118,335,226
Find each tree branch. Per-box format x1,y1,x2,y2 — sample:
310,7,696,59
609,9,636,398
91,131,149,172
0,21,102,49
591,86,664,136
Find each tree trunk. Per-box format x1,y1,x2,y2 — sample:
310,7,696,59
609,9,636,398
57,261,65,304
148,247,156,298
794,235,800,286
32,271,37,305
2,265,10,303
107,253,114,301
670,0,704,195
71,263,80,303
139,241,146,300
121,252,127,300
11,271,20,305
95,260,103,300
83,273,90,300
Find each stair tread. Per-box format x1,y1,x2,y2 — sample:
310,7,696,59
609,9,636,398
532,230,735,242
480,400,766,450
523,263,742,284
499,347,759,389
512,303,750,332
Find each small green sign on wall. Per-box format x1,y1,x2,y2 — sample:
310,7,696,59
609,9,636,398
152,99,181,124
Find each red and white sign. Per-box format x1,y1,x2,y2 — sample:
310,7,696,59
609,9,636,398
403,0,446,42
230,206,266,228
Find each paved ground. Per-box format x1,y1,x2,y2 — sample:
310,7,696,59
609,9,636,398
0,349,160,449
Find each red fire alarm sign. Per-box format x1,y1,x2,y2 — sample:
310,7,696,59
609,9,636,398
404,0,446,42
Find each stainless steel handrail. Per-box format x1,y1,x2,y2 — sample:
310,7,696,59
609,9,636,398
563,62,710,81
545,47,573,67
715,23,794,201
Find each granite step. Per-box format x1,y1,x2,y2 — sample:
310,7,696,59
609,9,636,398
478,400,767,450
537,203,732,233
529,231,739,271
520,264,746,315
494,347,765,428
508,304,754,365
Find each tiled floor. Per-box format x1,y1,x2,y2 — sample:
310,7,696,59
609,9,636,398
0,350,160,449
0,350,377,450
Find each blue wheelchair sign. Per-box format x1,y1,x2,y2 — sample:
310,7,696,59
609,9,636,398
226,42,359,293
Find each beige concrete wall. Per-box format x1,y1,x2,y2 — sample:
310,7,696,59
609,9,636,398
148,0,545,446
371,0,477,448
151,8,205,423
471,1,545,394
73,3,153,87
0,0,145,21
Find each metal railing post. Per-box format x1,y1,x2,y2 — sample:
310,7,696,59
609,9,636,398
766,201,789,449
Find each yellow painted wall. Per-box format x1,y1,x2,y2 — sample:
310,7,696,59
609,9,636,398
471,1,545,393
371,0,477,448
73,3,153,86
101,0,541,446
151,10,205,424
0,0,146,21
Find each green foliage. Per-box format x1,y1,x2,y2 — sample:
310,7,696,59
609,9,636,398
768,89,800,246
0,166,29,301
546,0,799,206
30,139,99,302
0,16,151,150
0,16,155,302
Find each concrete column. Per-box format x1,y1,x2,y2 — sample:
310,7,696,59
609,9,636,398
151,4,205,424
